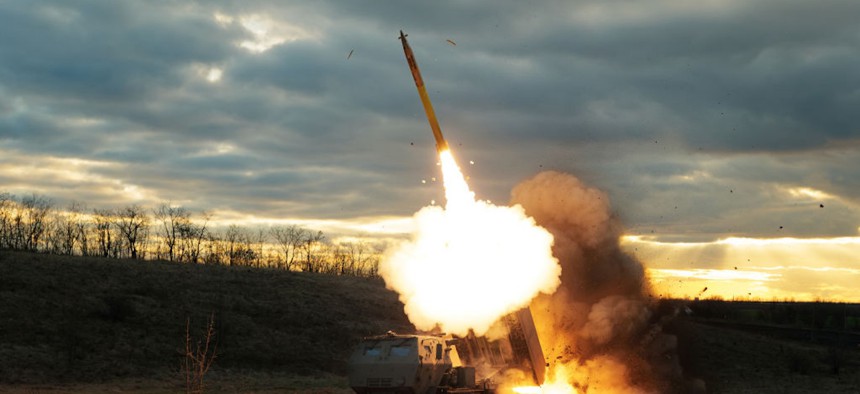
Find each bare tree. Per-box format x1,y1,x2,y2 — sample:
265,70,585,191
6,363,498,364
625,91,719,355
0,192,13,249
115,205,150,259
253,228,267,268
155,207,211,264
202,231,226,265
235,228,256,267
44,202,88,255
325,241,374,276
365,255,380,277
12,194,53,251
93,208,117,258
0,189,383,277
270,225,305,270
42,214,62,254
351,241,382,277
221,225,256,266
154,204,191,262
223,225,240,266
300,230,325,273
341,241,369,276
182,211,210,264
322,243,341,275
42,202,85,256
59,202,85,255
45,209,81,255
76,205,92,256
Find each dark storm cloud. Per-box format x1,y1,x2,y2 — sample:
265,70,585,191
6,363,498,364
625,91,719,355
388,0,860,152
0,2,241,102
1,0,859,238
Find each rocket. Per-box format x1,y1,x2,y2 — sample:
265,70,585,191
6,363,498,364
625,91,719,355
399,30,449,152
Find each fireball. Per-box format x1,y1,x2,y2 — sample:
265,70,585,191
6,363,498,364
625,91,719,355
380,149,561,336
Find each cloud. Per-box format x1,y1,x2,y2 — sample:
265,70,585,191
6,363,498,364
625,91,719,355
0,0,858,252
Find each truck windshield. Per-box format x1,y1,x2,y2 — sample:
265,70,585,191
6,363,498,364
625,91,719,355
363,346,382,356
390,345,412,357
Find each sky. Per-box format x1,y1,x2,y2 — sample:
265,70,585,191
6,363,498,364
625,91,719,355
1,0,859,301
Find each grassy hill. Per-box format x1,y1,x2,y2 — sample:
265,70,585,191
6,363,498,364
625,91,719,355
2,251,860,393
0,251,412,389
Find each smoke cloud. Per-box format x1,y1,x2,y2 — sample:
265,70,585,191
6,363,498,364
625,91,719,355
512,171,696,393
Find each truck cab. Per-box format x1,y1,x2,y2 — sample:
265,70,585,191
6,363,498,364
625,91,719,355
349,332,472,394
349,308,544,394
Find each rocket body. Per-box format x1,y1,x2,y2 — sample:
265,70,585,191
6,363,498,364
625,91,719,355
399,31,449,152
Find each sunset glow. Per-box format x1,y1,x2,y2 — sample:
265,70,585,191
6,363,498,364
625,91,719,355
626,235,860,302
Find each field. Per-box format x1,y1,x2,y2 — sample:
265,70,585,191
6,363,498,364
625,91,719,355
1,251,859,393
0,251,410,392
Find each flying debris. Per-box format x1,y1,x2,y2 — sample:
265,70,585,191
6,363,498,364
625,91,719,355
446,39,457,46
399,30,449,152
347,49,354,59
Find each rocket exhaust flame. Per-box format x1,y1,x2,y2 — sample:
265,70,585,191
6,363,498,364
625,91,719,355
381,150,560,336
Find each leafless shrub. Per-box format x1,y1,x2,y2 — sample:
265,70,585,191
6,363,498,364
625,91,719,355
182,314,218,394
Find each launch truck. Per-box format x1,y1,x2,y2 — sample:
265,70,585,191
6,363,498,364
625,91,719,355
348,308,545,394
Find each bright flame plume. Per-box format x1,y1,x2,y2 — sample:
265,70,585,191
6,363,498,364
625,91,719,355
512,364,578,394
380,149,560,336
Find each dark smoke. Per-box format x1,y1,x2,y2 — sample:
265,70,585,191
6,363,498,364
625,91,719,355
511,171,702,394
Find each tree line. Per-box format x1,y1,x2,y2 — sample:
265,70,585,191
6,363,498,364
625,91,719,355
0,192,381,276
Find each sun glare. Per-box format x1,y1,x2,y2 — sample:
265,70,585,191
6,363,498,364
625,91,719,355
237,14,313,53
627,235,860,301
206,67,223,83
786,186,835,201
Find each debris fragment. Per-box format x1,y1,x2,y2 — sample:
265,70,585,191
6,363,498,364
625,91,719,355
347,49,354,59
446,39,456,46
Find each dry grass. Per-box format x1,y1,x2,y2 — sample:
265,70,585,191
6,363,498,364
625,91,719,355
0,251,411,388
3,250,859,393
0,373,352,393
674,319,860,393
